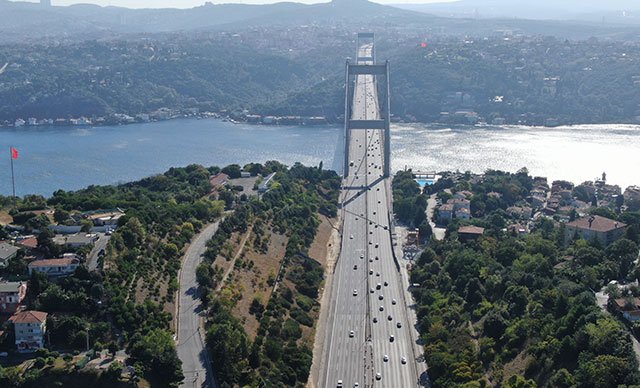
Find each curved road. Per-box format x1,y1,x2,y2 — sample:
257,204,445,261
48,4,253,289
177,221,219,388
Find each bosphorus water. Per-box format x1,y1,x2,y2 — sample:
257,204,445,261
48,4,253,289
1,119,639,196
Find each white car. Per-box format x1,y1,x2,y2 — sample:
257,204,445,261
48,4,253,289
383,355,389,362
392,299,397,305
350,235,354,239
375,373,382,380
353,289,358,296
401,357,407,364
349,330,355,338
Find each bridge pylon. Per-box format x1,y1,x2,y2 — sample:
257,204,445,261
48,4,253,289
343,41,391,178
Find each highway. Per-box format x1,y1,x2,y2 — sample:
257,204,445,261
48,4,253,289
321,43,418,388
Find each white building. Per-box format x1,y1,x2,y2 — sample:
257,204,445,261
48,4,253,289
10,310,47,352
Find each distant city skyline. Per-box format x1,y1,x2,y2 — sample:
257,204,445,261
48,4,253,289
15,0,456,9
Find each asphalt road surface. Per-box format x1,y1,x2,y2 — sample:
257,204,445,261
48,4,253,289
321,44,418,388
177,221,219,388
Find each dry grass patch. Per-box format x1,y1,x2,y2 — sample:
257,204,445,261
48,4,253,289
230,228,288,339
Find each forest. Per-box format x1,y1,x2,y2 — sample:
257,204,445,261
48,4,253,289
406,169,640,387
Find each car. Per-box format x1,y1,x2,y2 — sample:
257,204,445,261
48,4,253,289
401,357,407,364
360,254,364,259
376,283,382,290
376,272,380,276
369,269,373,275
397,322,402,328
378,295,384,300
349,235,354,239
390,335,395,342
375,373,382,381
0,352,7,357
370,288,375,293
369,258,373,262
349,330,355,338
379,306,384,311
354,383,359,388
383,355,389,362
384,281,388,286
373,211,376,215
388,315,393,321
337,379,343,387
375,256,379,260
392,299,397,305
353,264,358,270
375,244,379,248
373,317,378,323
353,289,358,296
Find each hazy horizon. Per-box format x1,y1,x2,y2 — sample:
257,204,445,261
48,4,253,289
10,0,456,9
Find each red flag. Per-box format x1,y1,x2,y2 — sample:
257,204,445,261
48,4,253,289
421,42,428,48
10,147,18,160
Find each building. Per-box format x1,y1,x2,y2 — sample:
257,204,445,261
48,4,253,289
0,242,19,268
564,215,627,246
9,310,47,352
0,282,27,314
82,209,125,226
437,204,454,223
258,173,277,193
209,172,230,190
28,256,81,277
53,233,98,248
458,225,485,242
610,297,640,323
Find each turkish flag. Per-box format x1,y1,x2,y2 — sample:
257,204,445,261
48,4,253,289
10,147,18,159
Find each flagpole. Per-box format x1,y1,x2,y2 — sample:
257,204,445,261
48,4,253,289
10,147,15,198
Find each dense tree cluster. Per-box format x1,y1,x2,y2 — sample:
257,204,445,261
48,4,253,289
408,170,640,387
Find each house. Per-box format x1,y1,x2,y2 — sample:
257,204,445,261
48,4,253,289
458,225,485,242
508,223,529,236
52,233,98,248
83,209,125,226
507,206,533,220
209,172,230,190
0,281,27,314
0,242,19,268
9,310,47,352
610,297,640,323
564,215,627,246
450,198,471,212
455,207,471,220
438,204,454,223
28,255,81,277
17,236,38,251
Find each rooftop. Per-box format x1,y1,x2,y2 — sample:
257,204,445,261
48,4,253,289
28,257,80,268
10,310,47,324
458,225,485,235
566,215,626,233
0,281,25,293
0,242,19,259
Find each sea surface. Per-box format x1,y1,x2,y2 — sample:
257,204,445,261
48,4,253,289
1,119,639,196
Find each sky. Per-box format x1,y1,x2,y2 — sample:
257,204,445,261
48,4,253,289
17,0,457,9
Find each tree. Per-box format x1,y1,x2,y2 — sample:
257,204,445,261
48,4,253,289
80,219,93,233
129,329,184,387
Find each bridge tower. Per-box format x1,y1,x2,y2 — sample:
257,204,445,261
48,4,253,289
343,33,391,178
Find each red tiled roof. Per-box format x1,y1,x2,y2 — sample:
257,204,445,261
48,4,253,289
28,258,79,268
209,173,229,188
18,237,38,249
566,215,626,233
458,226,485,235
9,310,47,324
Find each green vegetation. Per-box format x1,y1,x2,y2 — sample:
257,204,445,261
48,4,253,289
0,164,230,387
408,170,640,387
197,162,340,387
